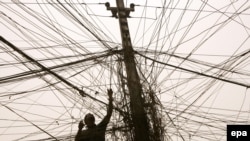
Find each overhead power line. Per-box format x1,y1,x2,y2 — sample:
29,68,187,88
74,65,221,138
0,36,85,95
137,51,250,89
2,104,59,141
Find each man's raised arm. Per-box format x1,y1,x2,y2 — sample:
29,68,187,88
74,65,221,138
98,89,113,127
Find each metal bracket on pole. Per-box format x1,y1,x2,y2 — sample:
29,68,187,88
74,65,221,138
105,2,134,18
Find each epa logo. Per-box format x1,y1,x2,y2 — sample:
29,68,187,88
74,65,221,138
227,125,250,141
231,131,247,138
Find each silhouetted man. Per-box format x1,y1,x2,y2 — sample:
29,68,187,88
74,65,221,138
75,89,113,141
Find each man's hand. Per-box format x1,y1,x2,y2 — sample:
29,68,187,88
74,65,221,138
78,120,84,129
107,89,113,99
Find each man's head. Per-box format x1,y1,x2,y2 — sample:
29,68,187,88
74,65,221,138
84,113,95,128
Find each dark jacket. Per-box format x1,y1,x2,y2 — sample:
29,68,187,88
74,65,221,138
75,97,113,141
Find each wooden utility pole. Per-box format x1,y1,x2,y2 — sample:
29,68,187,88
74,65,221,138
106,1,151,141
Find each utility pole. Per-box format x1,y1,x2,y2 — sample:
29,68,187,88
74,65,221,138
106,1,151,141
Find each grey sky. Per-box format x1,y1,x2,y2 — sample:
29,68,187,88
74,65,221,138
1,0,250,140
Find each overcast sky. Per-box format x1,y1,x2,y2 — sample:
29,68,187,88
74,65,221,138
1,0,250,140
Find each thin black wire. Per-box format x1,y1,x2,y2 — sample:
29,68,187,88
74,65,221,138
1,0,250,140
